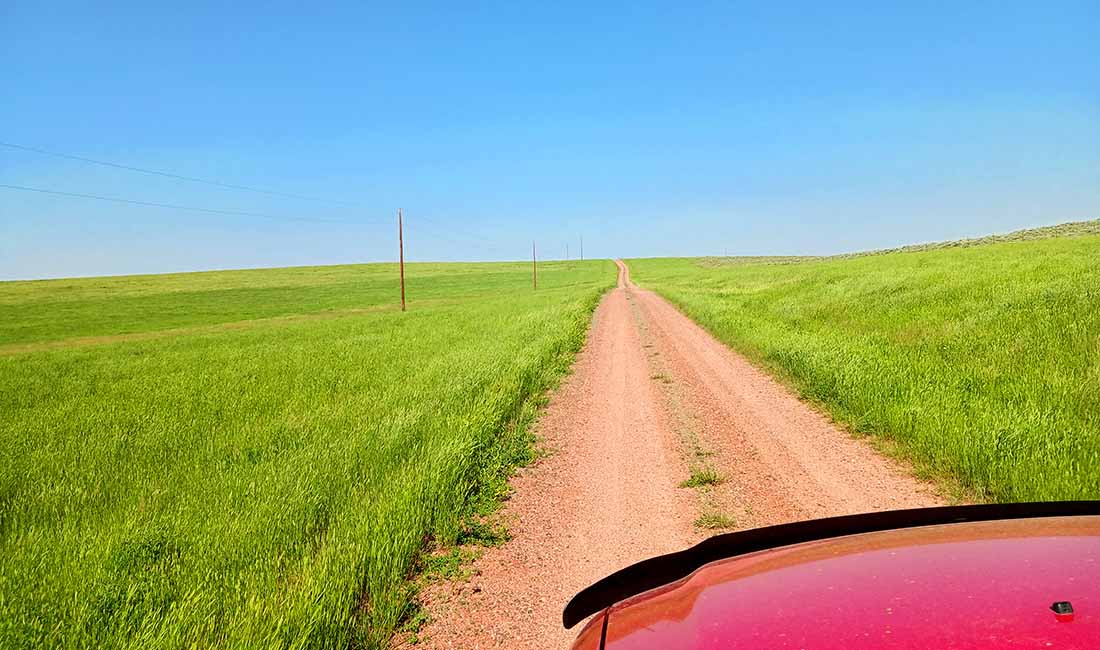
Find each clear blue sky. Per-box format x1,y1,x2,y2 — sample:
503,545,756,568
2,1,1098,279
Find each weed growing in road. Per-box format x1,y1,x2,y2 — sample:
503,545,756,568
694,512,737,529
679,468,724,488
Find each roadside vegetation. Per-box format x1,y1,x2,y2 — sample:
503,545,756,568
0,259,615,648
629,222,1100,503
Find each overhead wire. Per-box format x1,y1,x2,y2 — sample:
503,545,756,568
3,140,538,256
403,217,518,258
0,140,355,205
405,210,527,256
0,183,356,225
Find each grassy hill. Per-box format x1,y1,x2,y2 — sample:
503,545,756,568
630,223,1100,503
0,260,615,648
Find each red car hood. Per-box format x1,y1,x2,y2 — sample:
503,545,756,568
594,516,1100,649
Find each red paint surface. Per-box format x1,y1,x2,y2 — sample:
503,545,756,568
585,517,1100,649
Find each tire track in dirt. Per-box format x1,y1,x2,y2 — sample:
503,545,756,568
415,260,942,649
621,260,943,530
415,261,700,649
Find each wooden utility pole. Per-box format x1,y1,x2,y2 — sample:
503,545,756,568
398,208,406,311
532,241,537,290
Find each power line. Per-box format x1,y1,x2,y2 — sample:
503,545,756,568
0,183,357,224
403,220,516,257
0,140,356,205
403,225,507,257
406,212,521,255
2,141,524,251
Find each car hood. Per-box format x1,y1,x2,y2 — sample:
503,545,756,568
598,516,1100,649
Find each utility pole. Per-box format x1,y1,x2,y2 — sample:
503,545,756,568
398,208,406,312
532,241,537,290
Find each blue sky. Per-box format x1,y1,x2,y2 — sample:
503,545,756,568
2,1,1098,279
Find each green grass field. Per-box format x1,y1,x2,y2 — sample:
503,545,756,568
0,260,615,648
629,225,1100,503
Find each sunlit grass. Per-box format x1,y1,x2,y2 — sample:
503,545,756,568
0,260,615,648
630,231,1100,503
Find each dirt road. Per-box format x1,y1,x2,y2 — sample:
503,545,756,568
417,260,943,649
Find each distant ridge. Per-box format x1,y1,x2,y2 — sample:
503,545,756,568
701,219,1100,267
848,218,1100,257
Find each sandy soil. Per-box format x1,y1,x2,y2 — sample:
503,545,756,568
415,260,943,649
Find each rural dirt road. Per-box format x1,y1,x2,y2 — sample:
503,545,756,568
417,260,943,649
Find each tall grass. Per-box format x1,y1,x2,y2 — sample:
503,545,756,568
629,232,1100,503
0,260,615,648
